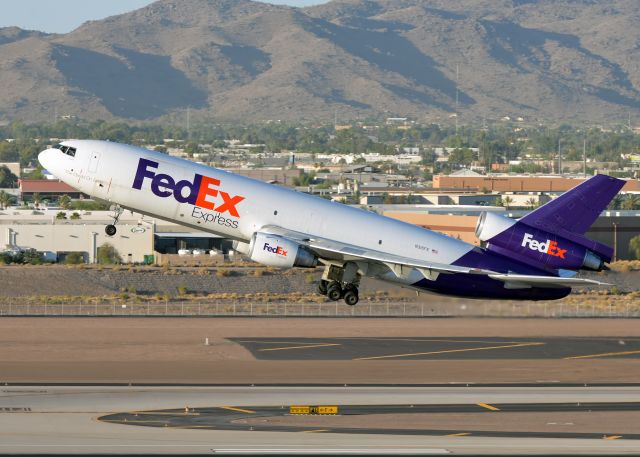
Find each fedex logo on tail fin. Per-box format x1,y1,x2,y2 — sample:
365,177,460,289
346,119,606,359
522,233,566,259
132,158,245,217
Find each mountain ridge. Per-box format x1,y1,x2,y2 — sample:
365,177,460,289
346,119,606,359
0,0,638,124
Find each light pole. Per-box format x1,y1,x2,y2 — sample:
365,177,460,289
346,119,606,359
557,138,562,176
612,222,618,262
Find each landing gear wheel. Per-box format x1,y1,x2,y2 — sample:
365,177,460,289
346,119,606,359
327,282,343,301
105,224,117,236
318,280,328,296
344,289,359,306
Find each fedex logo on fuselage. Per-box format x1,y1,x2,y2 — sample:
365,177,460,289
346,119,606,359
264,243,287,256
132,158,245,217
521,233,566,259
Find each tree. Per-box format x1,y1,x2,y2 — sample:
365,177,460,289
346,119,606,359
630,235,640,260
32,192,41,208
623,195,640,211
97,243,122,264
0,190,12,209
58,194,71,209
503,196,514,210
0,166,18,187
525,197,538,209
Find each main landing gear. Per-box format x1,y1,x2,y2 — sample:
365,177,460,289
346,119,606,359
105,205,123,236
318,262,360,306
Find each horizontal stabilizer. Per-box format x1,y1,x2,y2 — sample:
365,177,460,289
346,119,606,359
489,273,610,289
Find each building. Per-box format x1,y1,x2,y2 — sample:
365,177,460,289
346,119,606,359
384,207,640,260
19,179,87,201
433,175,640,192
0,210,230,263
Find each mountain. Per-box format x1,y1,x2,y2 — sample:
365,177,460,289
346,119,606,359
0,0,638,124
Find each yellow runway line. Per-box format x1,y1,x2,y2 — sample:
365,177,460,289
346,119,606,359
219,406,255,414
447,432,471,437
603,435,623,440
353,342,545,360
302,429,330,433
259,343,342,352
477,403,500,411
565,350,640,359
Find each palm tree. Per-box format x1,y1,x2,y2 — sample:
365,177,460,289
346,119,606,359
623,194,640,211
609,195,624,210
525,197,537,210
503,196,514,210
32,192,41,209
0,190,11,210
59,194,71,209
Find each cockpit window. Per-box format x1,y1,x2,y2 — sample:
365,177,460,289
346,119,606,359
53,144,76,158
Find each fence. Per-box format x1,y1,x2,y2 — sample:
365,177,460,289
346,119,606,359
0,300,638,318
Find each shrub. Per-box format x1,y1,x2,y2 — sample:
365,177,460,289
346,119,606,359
305,273,315,284
64,252,85,264
70,212,81,220
177,286,188,295
216,268,231,277
56,211,67,220
630,235,640,260
97,243,122,264
253,269,264,277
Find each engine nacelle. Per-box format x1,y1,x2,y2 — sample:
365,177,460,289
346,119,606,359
475,212,604,271
232,232,317,268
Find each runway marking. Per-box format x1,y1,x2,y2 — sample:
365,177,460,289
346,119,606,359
302,429,330,433
565,350,640,359
446,432,471,437
333,337,531,344
603,435,622,440
259,343,342,352
219,406,255,414
353,342,545,360
477,403,500,411
238,340,331,345
132,411,200,416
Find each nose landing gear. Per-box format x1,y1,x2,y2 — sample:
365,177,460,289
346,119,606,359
105,205,123,236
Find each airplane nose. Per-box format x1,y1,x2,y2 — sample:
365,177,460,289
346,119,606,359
38,148,54,171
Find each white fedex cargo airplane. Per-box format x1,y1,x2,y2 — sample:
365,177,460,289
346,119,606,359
39,140,622,305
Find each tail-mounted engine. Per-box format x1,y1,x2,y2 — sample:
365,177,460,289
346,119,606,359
475,212,606,271
233,232,317,268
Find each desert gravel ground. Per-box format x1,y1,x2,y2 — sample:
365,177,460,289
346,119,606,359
2,317,640,384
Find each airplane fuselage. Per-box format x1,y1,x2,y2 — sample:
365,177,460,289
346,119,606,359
39,140,573,300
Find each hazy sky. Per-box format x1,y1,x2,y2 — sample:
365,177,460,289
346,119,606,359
0,0,328,34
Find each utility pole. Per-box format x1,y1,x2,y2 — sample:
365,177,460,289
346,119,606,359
583,138,587,177
186,107,191,140
557,138,562,176
455,64,459,134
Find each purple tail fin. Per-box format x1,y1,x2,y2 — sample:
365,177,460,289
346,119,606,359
519,174,625,236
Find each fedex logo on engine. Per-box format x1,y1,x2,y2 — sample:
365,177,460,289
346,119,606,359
264,243,287,257
521,233,566,259
132,158,245,217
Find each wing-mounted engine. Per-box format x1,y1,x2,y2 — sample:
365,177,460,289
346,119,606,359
233,232,317,268
475,212,606,271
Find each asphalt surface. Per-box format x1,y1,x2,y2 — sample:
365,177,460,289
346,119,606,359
99,401,640,440
2,385,640,455
231,336,640,360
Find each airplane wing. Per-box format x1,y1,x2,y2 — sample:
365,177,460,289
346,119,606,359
261,225,495,281
260,225,610,287
488,273,610,289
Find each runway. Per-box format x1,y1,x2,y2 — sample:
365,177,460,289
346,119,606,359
1,385,640,454
232,336,640,360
